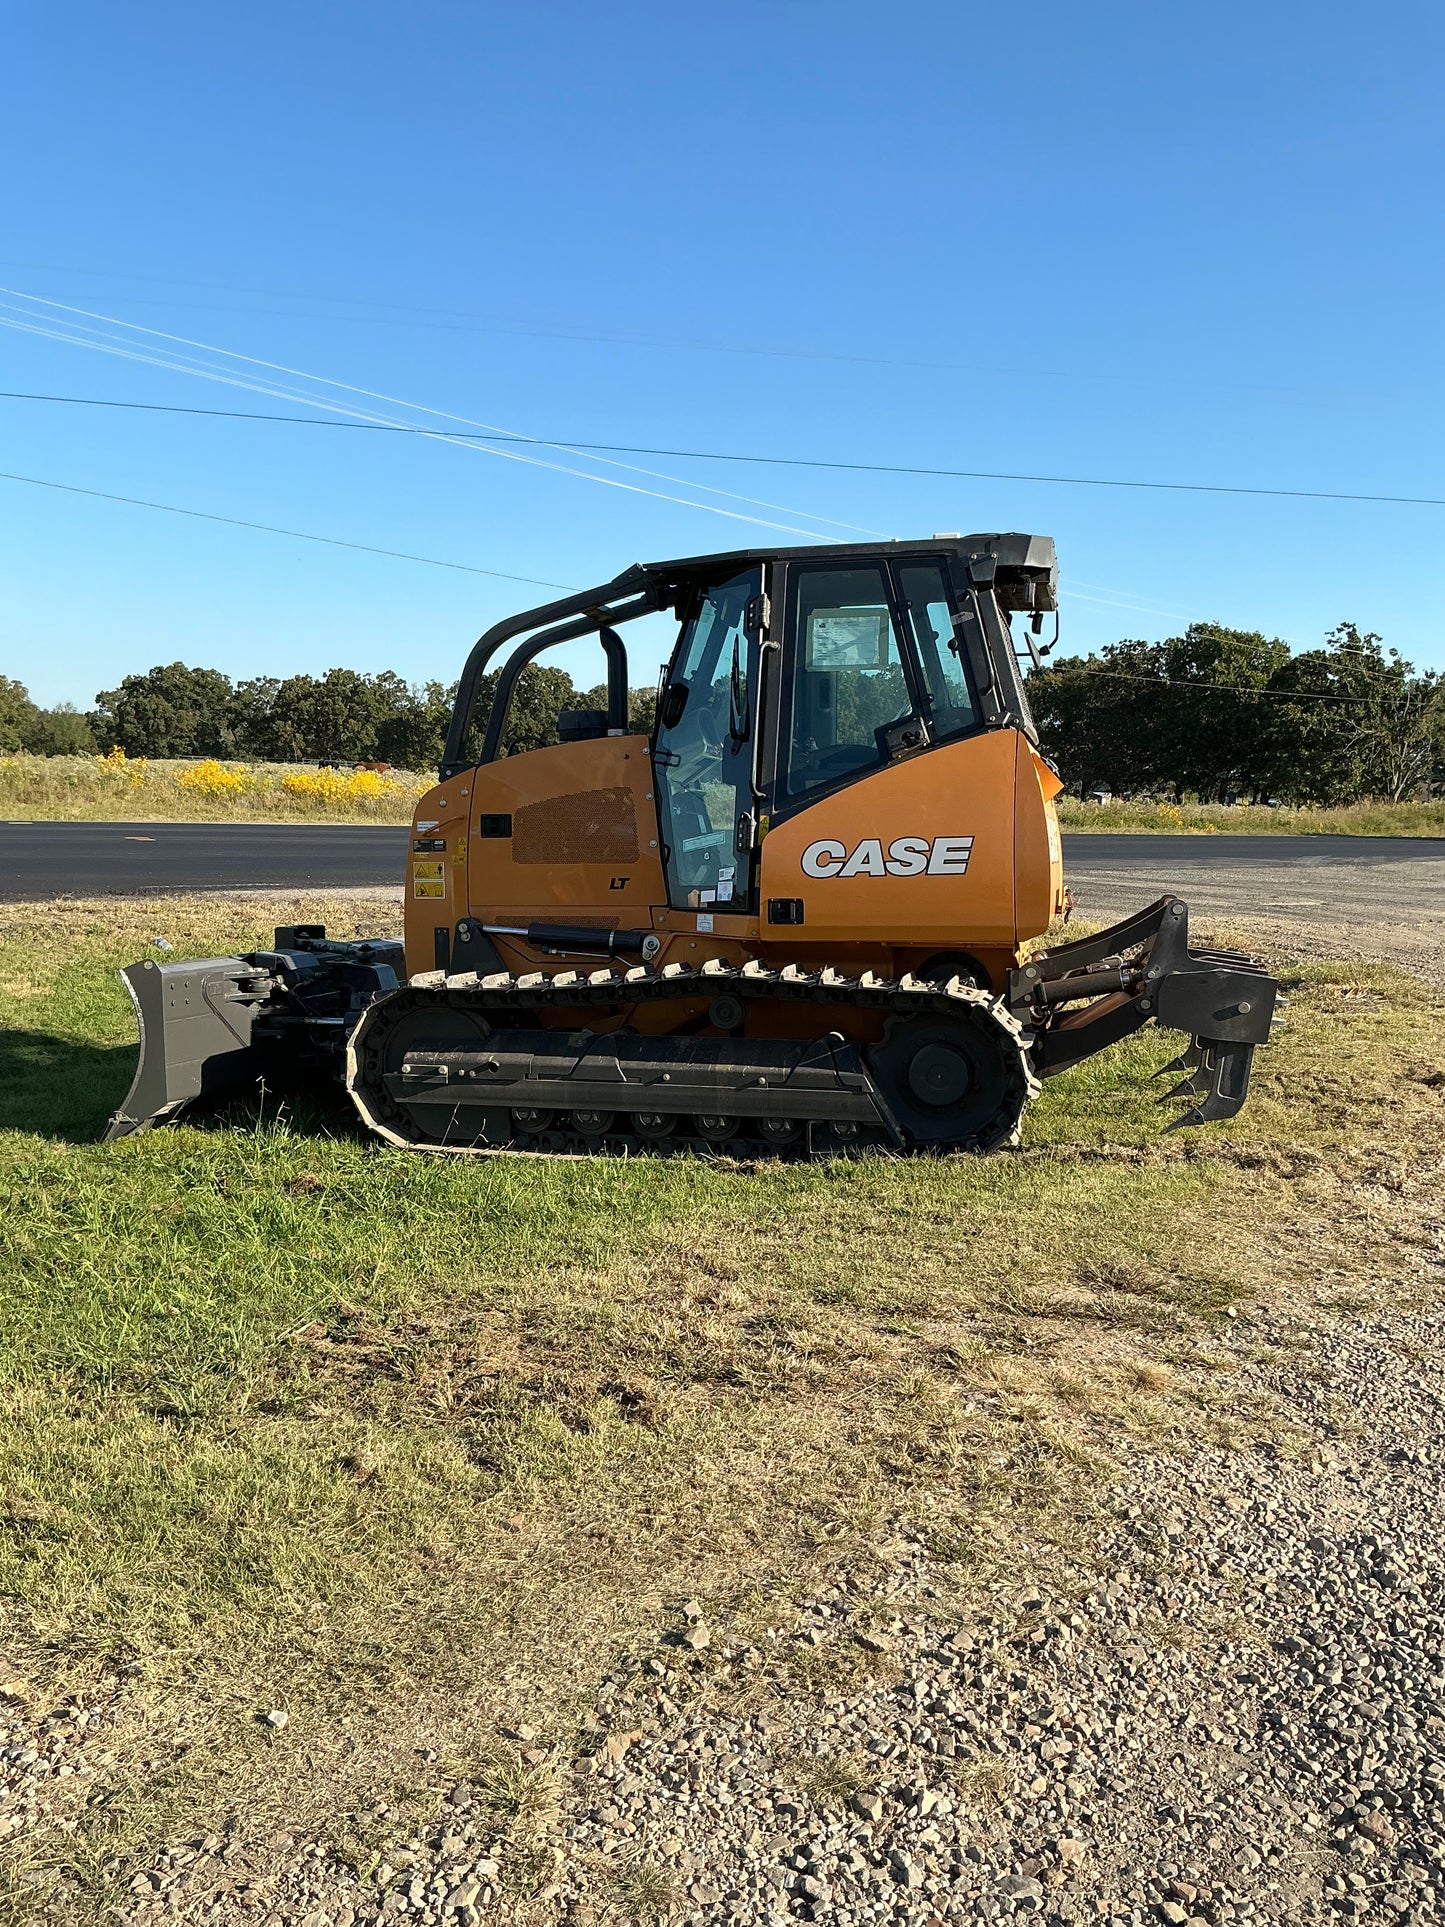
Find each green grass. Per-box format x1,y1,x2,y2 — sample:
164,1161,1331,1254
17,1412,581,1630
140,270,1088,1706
1057,796,1445,836
2,893,1442,1907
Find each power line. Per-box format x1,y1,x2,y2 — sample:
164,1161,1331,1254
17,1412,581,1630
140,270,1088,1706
4,454,1426,683
0,463,1281,642
0,470,573,588
0,262,960,370
1041,668,1409,705
0,463,1409,672
0,292,863,541
5,469,1429,702
3,387,1443,511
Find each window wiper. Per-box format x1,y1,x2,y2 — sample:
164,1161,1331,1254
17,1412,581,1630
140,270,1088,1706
728,634,749,744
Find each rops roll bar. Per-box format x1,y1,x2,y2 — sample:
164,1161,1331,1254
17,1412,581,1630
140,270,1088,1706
438,566,666,778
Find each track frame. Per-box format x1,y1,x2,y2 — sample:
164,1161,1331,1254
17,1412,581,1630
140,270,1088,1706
346,958,1040,1159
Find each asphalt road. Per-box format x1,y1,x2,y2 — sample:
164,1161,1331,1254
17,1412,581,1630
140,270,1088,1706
0,821,411,898
6,818,1444,981
2,820,1443,901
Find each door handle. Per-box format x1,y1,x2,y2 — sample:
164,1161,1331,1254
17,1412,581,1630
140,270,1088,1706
750,639,778,802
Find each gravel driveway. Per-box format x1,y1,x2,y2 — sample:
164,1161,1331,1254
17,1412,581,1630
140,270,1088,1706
26,1290,1444,1926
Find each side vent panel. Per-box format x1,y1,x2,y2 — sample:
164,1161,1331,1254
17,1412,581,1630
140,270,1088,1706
511,788,640,866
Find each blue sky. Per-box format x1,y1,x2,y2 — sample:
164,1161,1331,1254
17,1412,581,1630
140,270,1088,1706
3,0,1441,709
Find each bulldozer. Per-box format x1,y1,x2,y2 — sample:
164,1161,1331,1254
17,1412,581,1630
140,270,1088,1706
105,534,1278,1156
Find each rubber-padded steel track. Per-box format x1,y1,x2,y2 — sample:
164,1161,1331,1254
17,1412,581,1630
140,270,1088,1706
346,958,1040,1159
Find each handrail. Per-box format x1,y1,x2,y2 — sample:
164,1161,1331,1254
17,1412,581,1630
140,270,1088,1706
478,614,644,765
438,564,655,777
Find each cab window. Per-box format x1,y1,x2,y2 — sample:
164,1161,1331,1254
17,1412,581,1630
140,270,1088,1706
781,564,915,802
896,561,978,737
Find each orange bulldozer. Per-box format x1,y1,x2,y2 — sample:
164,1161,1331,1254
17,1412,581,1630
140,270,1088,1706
107,534,1277,1156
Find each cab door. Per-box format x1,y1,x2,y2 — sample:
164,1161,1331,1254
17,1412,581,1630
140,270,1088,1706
758,553,1017,948
652,566,764,914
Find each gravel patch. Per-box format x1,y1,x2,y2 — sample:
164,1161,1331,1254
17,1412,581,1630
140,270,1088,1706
54,1291,1444,1927
1064,850,1445,988
0,1689,121,1850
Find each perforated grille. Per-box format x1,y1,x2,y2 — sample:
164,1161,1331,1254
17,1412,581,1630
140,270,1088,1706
511,787,640,866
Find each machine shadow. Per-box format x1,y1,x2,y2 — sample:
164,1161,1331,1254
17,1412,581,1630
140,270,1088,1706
0,1028,363,1147
0,1029,138,1142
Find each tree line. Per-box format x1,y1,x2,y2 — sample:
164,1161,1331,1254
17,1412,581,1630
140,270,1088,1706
3,619,1441,801
1027,622,1442,803
0,662,656,769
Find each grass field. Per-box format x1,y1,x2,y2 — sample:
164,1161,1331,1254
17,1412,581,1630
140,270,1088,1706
1,895,1443,1916
0,752,430,823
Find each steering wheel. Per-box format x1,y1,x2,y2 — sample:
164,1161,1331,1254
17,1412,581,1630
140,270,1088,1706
667,711,727,788
813,744,869,779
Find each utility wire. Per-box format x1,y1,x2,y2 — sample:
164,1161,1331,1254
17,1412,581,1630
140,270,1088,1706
0,390,1242,621
0,460,1243,627
3,473,1423,698
2,387,1442,511
0,470,573,588
1041,668,1420,705
0,263,1387,405
0,291,870,540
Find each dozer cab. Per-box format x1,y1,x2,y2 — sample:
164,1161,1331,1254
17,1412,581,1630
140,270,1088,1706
106,534,1278,1156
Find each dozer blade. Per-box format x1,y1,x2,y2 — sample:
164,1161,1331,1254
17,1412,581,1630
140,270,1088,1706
1164,1038,1257,1130
103,956,270,1140
103,928,406,1143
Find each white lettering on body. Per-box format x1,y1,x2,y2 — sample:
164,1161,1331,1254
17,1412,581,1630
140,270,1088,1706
800,839,846,878
799,835,974,879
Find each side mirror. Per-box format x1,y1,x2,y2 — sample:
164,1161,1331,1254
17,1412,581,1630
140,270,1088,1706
659,682,689,729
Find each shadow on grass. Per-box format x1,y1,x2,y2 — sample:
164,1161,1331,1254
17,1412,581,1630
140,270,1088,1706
0,1026,362,1145
0,1027,137,1141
